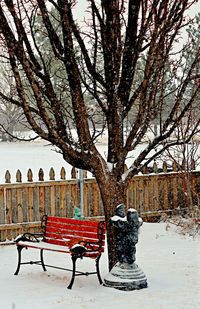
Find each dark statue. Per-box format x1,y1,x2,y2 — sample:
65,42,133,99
110,204,143,264
104,204,147,290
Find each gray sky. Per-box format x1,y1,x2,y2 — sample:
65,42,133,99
74,1,200,19
74,1,200,48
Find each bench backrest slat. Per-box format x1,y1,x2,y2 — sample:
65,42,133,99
45,222,100,234
45,228,102,241
47,216,100,227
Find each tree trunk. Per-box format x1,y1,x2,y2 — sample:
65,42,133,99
97,174,128,271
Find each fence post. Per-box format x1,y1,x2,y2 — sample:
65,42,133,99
5,170,11,183
60,167,66,179
16,170,22,182
27,169,33,182
79,169,84,218
38,168,44,181
49,167,55,180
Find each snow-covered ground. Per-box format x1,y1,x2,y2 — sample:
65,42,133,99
0,222,199,309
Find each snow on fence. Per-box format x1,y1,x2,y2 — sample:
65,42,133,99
0,162,200,242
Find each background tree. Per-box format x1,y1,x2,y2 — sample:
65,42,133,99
0,63,26,141
0,0,200,269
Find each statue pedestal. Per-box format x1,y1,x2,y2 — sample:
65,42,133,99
104,262,148,291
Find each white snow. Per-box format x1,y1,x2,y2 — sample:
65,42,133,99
127,208,137,212
110,215,127,221
0,222,199,309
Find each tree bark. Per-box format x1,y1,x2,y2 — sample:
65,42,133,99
97,174,128,270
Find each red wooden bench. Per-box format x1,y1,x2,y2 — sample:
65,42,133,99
14,215,106,289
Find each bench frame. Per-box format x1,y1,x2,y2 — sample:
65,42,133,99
14,215,106,289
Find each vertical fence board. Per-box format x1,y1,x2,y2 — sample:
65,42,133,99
131,180,135,208
71,183,79,211
83,182,87,217
148,177,154,211
39,186,45,217
132,179,137,209
5,189,12,224
191,174,197,206
163,176,168,210
64,184,71,218
93,182,99,217
194,174,200,210
182,174,188,206
143,178,149,212
86,183,92,217
138,178,144,213
167,176,174,210
17,188,23,223
28,187,34,222
126,184,130,209
21,187,28,222
172,175,178,210
0,188,5,224
135,180,140,212
44,186,51,216
127,181,133,209
55,185,61,216
50,185,56,216
70,184,75,216
11,189,18,223
33,187,40,221
177,175,185,209
60,184,66,217
152,176,159,212
89,182,95,217
158,177,164,210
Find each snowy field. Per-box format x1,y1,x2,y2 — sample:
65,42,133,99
0,139,200,184
0,140,149,183
0,140,72,183
0,222,199,309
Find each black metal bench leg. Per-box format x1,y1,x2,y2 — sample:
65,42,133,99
14,245,24,275
40,249,47,271
67,255,78,289
96,255,103,284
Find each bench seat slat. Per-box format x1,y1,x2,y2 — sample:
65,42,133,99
17,240,71,253
45,234,99,244
16,240,103,256
45,237,96,246
44,237,105,250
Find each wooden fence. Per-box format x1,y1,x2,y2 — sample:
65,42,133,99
0,163,200,242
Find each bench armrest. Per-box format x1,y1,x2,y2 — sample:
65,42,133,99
85,241,101,252
15,232,42,243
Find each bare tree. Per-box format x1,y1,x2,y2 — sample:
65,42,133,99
0,63,26,140
0,0,200,269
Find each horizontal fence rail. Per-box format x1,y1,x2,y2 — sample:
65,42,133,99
0,163,200,242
